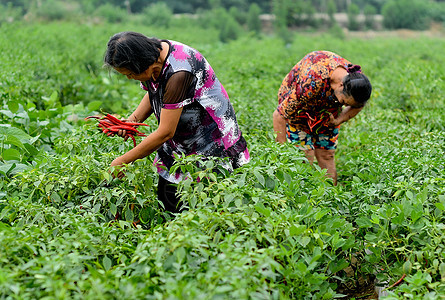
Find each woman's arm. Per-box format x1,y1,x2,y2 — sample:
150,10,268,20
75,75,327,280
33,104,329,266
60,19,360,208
117,92,153,140
273,110,288,143
111,107,183,168
128,92,153,122
329,106,363,126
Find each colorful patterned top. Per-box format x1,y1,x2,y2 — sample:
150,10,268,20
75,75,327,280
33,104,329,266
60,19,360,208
141,40,249,183
277,51,354,134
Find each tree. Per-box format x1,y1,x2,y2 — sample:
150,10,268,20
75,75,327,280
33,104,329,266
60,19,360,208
327,0,337,26
142,2,173,28
347,3,360,31
363,4,377,29
272,0,289,30
247,3,261,34
382,0,431,30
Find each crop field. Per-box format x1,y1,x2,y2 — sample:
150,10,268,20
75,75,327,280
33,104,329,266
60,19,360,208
0,21,444,299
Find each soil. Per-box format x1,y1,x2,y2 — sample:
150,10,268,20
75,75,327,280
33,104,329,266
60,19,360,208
345,23,445,39
337,266,379,299
335,256,387,299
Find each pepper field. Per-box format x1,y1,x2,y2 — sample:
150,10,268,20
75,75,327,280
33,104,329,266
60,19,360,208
0,21,444,299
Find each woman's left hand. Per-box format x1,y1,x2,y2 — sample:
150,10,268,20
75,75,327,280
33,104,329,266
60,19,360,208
110,157,126,179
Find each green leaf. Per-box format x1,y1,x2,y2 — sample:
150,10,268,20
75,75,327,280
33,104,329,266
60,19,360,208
7,101,19,113
109,203,117,217
225,219,235,228
102,171,111,182
1,148,21,161
139,206,153,224
283,172,292,185
0,126,32,141
254,202,270,217
289,224,306,236
315,209,329,221
87,100,103,112
265,176,275,190
45,184,54,194
403,260,412,274
4,135,25,150
253,170,265,186
405,190,415,200
23,143,39,156
329,258,349,273
237,173,246,187
125,207,134,222
175,247,186,263
42,91,59,107
434,202,445,211
102,256,112,271
299,236,311,247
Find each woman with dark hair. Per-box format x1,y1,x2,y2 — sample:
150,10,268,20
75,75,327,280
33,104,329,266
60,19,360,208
104,31,249,213
272,51,372,185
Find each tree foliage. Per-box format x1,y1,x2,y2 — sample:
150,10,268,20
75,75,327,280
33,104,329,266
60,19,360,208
247,3,261,34
347,3,360,31
2,0,442,15
382,0,431,30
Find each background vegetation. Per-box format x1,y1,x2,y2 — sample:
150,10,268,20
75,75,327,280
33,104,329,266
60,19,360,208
2,0,445,34
0,1,444,299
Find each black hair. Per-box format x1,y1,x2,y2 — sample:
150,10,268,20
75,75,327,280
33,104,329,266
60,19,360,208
342,73,372,106
104,31,163,74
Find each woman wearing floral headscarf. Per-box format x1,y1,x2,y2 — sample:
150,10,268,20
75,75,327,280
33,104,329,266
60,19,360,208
273,51,372,185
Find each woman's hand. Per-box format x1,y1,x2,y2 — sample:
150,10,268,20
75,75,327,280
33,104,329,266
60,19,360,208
327,113,341,127
329,106,364,127
115,119,130,141
110,156,126,179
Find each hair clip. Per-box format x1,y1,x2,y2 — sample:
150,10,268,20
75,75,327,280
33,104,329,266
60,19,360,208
347,65,362,74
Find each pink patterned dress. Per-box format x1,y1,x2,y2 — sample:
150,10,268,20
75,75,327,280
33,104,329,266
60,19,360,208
141,40,249,183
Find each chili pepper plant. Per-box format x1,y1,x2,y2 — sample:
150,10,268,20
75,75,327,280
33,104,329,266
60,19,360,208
0,21,444,299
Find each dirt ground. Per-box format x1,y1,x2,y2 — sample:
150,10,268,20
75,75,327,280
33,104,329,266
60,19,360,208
345,22,445,39
335,256,390,300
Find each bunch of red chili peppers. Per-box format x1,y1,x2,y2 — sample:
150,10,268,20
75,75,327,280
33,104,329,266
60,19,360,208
297,107,339,133
85,114,148,147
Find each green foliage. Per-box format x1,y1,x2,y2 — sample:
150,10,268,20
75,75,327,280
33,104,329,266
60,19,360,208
272,0,291,29
328,23,345,40
1,21,445,298
31,0,78,21
141,2,173,28
220,15,242,43
229,6,247,25
0,2,23,22
327,0,337,26
246,3,262,34
198,7,242,43
347,3,361,31
94,3,128,23
364,4,377,29
430,1,445,23
382,0,431,30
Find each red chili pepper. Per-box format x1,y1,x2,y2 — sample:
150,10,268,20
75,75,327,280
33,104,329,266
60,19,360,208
85,113,148,147
128,134,137,147
84,116,101,120
104,113,123,125
387,274,406,289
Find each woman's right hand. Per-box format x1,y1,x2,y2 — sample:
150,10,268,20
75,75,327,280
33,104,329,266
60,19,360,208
327,113,341,127
115,119,130,140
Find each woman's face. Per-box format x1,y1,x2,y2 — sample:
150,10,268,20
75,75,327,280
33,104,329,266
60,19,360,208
115,66,154,82
333,87,362,108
